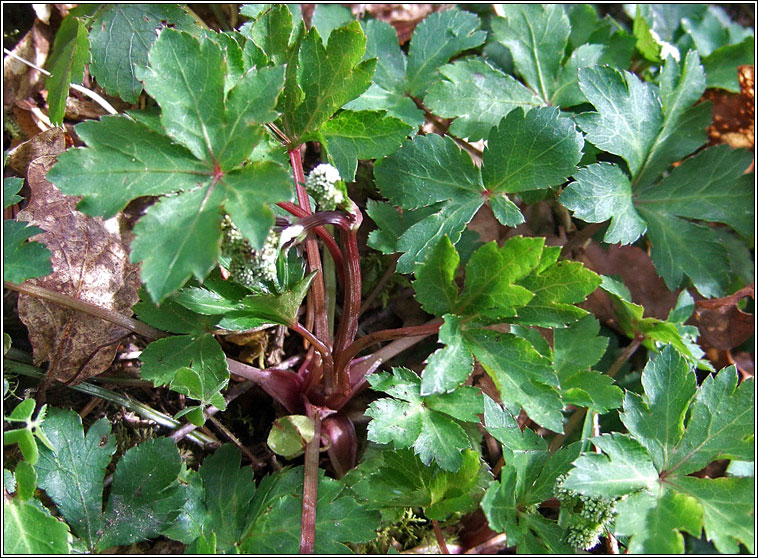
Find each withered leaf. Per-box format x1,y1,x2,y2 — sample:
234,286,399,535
703,65,755,152
5,128,66,177
17,155,141,385
691,284,754,351
579,242,680,322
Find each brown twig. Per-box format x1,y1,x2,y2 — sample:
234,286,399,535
432,520,450,554
4,281,165,341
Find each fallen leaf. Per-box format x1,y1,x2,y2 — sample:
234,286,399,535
17,156,141,385
5,128,67,177
353,4,455,43
578,242,680,320
691,284,754,351
702,65,754,152
3,19,51,106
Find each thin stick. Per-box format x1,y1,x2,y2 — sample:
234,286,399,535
300,402,325,554
432,520,450,554
359,256,398,316
170,380,257,444
207,415,262,467
3,48,119,116
4,281,165,341
336,320,442,375
5,358,216,446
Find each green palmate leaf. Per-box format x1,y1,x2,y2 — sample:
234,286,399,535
666,365,755,475
97,438,185,550
88,4,198,103
285,22,375,141
138,29,284,167
139,332,228,413
34,409,116,550
239,467,380,554
702,36,754,91
481,107,584,196
575,66,663,176
3,220,52,284
560,51,753,297
374,134,483,272
465,329,563,433
410,237,598,416
559,162,647,244
348,447,490,521
366,367,482,472
564,433,660,498
564,350,755,553
47,116,209,218
551,44,606,107
318,110,413,181
636,144,754,239
481,402,579,553
483,395,546,455
346,10,485,127
457,237,542,320
4,176,24,208
4,498,70,554
411,235,460,317
130,186,225,303
599,276,710,368
424,58,543,141
45,16,89,125
428,7,632,136
552,315,608,379
673,476,754,554
491,5,570,102
194,444,256,551
310,3,354,42
50,28,293,302
374,108,583,271
420,315,472,395
243,4,297,63
365,201,437,255
405,9,486,96
640,210,731,298
637,141,755,237
615,489,703,553
552,316,621,413
620,347,697,472
513,257,601,328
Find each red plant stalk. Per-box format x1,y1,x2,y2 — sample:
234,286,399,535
300,401,334,554
288,148,332,384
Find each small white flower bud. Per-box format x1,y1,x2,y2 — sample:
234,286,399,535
304,163,345,210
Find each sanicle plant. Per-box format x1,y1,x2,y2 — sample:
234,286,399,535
3,4,754,554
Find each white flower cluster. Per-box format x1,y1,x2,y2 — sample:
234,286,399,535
554,473,618,551
220,215,279,287
304,163,344,210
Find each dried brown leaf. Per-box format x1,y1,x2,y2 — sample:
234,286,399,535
691,284,754,351
3,20,51,106
5,128,66,177
578,242,680,321
353,4,456,43
17,156,141,385
703,65,755,152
